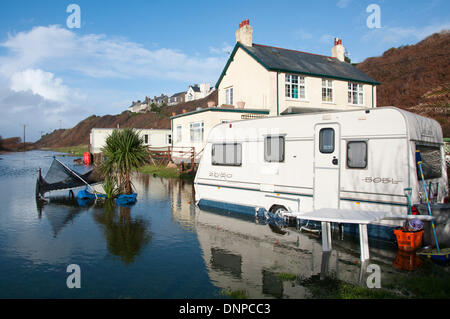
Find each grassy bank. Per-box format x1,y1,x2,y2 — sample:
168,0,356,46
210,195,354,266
137,164,194,181
50,145,89,156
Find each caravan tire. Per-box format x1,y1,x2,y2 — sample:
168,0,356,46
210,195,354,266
269,205,287,216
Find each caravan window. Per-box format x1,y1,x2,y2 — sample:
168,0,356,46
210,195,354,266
212,143,242,166
264,136,285,162
319,128,335,153
416,145,442,179
347,141,367,168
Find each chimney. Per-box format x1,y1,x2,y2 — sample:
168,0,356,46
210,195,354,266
331,37,346,62
235,19,253,46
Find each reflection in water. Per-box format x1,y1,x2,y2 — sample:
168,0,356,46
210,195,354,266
93,200,152,265
170,179,197,231
194,208,402,298
36,196,90,238
211,248,242,279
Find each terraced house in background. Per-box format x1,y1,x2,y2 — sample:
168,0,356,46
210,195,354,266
170,19,380,161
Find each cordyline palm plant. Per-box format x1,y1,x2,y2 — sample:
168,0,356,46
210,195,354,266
101,129,148,195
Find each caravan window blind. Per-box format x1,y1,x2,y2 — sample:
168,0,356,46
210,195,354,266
319,128,335,153
416,144,442,179
212,143,242,166
347,141,367,168
264,136,285,162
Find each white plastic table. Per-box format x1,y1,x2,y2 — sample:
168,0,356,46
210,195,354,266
292,209,392,261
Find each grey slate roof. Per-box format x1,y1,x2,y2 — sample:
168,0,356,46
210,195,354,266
215,43,380,87
171,91,186,98
190,85,201,92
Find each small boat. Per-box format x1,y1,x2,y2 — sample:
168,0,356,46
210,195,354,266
77,188,97,200
417,247,450,264
36,157,97,200
116,193,137,206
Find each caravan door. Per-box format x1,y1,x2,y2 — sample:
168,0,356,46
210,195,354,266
313,123,340,210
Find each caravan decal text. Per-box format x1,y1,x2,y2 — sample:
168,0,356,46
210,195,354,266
209,171,233,180
362,177,402,184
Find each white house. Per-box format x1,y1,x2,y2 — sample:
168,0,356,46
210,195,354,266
185,84,215,102
90,128,172,154
170,107,268,163
128,100,149,113
216,19,379,115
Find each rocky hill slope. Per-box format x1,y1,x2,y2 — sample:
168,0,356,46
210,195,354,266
356,30,449,136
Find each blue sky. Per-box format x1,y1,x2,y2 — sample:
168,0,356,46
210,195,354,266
0,0,448,141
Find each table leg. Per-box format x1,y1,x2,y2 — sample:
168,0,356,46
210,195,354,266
321,222,332,251
359,224,370,261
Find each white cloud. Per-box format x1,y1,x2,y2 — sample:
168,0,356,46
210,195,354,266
209,42,233,55
0,25,225,83
0,25,230,141
10,69,69,102
361,23,450,44
337,0,352,9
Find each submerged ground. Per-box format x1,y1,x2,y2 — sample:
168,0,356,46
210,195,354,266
0,150,448,298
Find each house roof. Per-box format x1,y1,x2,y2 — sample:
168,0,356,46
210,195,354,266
190,85,201,92
215,42,380,88
170,91,186,98
170,107,269,120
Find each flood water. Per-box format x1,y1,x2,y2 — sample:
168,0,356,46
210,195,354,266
0,150,446,298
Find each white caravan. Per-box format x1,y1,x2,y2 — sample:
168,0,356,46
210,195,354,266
194,107,448,240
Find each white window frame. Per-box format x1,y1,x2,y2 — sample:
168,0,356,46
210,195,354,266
285,74,306,100
176,125,182,142
264,136,285,163
225,87,234,105
321,79,334,103
211,143,242,166
348,82,364,105
190,121,204,143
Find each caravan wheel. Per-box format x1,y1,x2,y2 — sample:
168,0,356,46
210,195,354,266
269,205,287,217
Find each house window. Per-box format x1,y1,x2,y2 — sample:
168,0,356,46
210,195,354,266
264,136,285,162
347,141,367,169
212,143,242,166
322,79,333,102
144,134,149,144
348,82,364,105
226,87,233,105
285,74,305,99
190,122,204,142
319,128,334,153
176,125,182,142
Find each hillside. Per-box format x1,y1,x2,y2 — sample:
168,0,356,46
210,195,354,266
356,30,450,136
35,90,218,148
